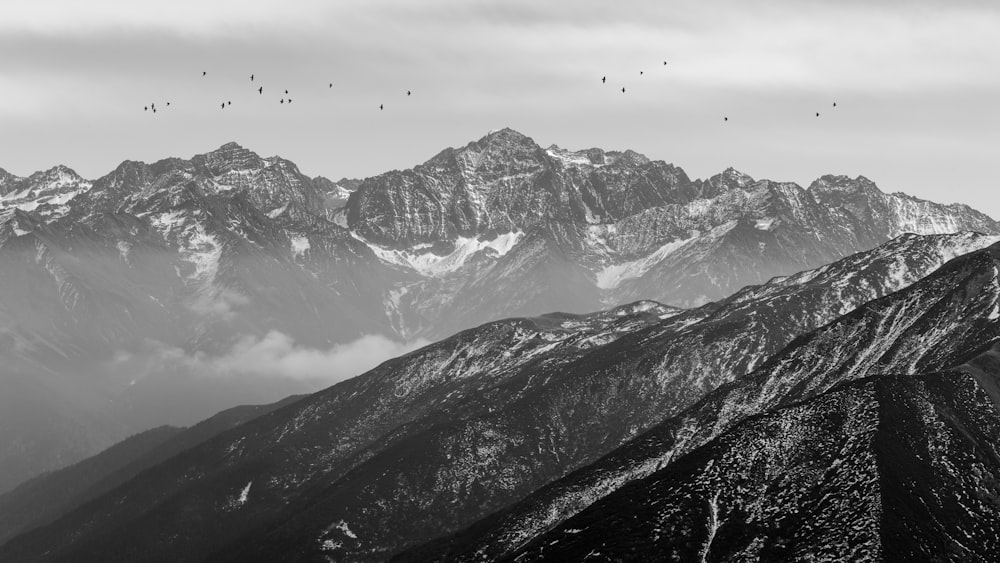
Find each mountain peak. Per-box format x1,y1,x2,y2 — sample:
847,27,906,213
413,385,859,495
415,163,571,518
193,142,265,176
704,166,755,192
809,174,880,194
218,141,244,150
482,127,530,142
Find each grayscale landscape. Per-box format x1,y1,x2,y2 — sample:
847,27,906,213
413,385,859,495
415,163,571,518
2,1,999,561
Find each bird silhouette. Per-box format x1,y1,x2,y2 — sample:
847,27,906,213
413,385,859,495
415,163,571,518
816,112,820,117
724,117,728,121
221,102,225,109
153,108,156,113
602,76,606,83
203,71,207,76
663,61,668,65
280,99,284,104
151,103,155,109
833,102,837,107
380,104,384,110
166,102,170,106
144,106,148,111
640,71,644,75
407,90,411,96
288,98,292,103
622,87,626,93
250,74,254,81
285,90,288,94
329,83,333,88
258,86,263,94
228,101,231,106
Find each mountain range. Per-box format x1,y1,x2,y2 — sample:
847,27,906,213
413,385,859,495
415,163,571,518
1,128,1000,560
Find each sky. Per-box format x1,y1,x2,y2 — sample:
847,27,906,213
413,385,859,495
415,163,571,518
2,0,999,216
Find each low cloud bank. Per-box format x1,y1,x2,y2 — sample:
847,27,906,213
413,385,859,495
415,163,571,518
114,332,432,387
210,331,431,383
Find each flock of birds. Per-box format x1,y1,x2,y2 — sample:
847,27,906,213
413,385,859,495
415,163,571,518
143,71,412,114
605,60,837,122
142,60,836,122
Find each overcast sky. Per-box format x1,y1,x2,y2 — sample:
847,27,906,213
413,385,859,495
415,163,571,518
2,0,999,216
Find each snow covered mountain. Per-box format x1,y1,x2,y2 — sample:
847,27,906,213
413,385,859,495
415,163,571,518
1,129,998,494
2,233,998,562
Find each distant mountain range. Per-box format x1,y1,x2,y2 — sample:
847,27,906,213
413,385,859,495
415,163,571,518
1,128,998,499
2,232,999,561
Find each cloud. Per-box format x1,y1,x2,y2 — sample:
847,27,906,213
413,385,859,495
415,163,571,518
116,332,431,387
187,288,249,320
208,331,430,383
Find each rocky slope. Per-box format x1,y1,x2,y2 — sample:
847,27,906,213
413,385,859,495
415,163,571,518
504,369,1000,562
411,241,1000,562
2,234,996,561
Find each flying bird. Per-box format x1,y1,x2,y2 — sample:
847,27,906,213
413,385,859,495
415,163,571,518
228,101,231,106
280,99,284,104
250,74,254,81
329,83,333,88
816,112,820,117
380,104,384,110
602,76,606,83
285,89,288,94
288,98,292,103
640,71,644,75
622,87,626,93
203,71,207,76
144,106,148,111
833,102,837,107
221,102,225,109
258,86,263,94
663,61,668,65
724,116,728,121
407,90,411,96
166,102,170,106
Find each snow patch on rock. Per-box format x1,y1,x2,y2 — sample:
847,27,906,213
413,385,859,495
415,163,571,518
354,230,524,276
595,234,699,289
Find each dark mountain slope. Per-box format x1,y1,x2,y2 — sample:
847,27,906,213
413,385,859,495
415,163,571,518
0,395,303,546
505,369,1000,562
408,240,1000,562
0,303,677,563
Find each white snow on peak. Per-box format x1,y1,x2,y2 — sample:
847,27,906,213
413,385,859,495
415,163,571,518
290,235,310,257
755,218,776,231
546,147,599,168
225,480,253,510
237,481,252,505
353,230,524,276
181,223,222,287
595,233,699,289
885,195,969,237
267,203,289,219
333,520,357,539
331,208,349,229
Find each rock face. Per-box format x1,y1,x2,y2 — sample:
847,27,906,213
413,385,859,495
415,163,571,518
2,235,999,562
1,129,999,492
